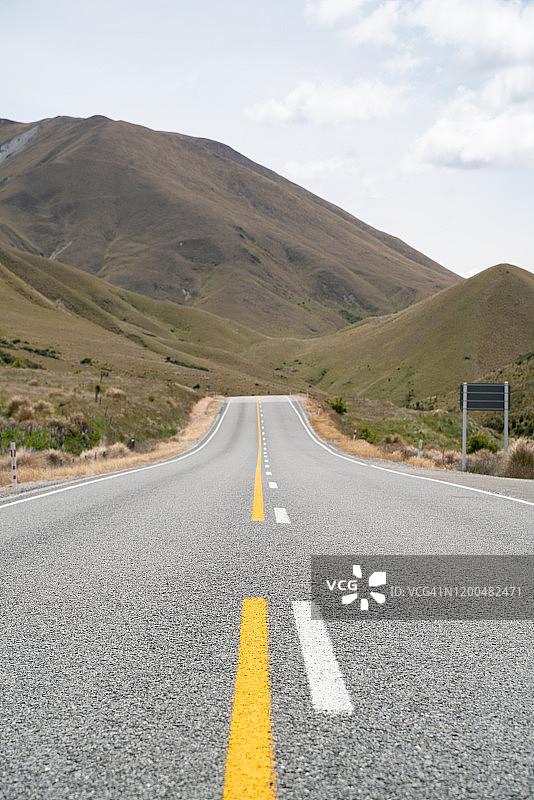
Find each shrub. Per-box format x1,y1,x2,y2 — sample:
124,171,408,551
358,426,377,444
33,400,54,416
107,388,126,400
327,397,347,414
467,449,503,476
467,433,496,454
78,442,129,461
382,433,405,445
443,449,461,468
504,438,534,479
16,405,35,422
5,396,25,417
45,450,72,467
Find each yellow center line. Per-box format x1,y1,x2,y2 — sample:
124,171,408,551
251,398,264,521
223,598,277,800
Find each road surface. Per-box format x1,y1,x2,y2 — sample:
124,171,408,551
1,395,533,799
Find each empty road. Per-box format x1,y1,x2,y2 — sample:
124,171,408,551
1,395,533,799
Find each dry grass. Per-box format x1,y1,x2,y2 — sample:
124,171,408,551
180,398,221,442
303,396,534,478
303,396,449,470
105,387,127,400
0,396,222,488
504,438,534,479
0,117,459,341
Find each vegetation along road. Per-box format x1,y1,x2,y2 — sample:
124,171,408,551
1,395,533,799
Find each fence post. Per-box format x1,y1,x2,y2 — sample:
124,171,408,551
10,442,18,491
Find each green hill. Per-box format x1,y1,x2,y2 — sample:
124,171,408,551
277,264,534,407
1,247,532,454
0,245,288,448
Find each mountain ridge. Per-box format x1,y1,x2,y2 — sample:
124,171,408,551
0,114,460,336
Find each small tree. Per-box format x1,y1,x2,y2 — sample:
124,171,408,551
327,397,347,414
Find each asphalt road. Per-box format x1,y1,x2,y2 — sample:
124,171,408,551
1,395,533,799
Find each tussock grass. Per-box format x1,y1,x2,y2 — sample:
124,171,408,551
504,438,534,479
0,396,221,488
303,397,437,469
105,387,127,400
303,396,533,477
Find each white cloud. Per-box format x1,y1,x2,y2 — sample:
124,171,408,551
481,65,534,108
407,88,534,169
345,1,400,45
305,0,371,25
308,0,534,68
382,50,422,74
244,79,405,125
410,0,534,68
282,156,359,180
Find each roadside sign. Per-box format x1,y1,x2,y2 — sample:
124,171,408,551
459,383,509,411
460,382,509,471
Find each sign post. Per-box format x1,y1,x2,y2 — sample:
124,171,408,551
460,382,510,471
504,381,509,454
462,383,468,472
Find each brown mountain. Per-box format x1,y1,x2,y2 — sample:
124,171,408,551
0,115,459,335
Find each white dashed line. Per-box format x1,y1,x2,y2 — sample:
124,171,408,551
292,601,353,715
266,471,272,476
274,507,290,524
269,482,278,489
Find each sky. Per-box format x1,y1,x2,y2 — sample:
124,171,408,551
2,0,534,278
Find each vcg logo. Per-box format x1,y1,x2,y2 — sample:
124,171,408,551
326,564,387,612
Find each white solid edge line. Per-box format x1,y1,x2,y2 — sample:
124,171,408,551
287,398,534,508
0,399,233,511
292,600,353,715
274,507,290,523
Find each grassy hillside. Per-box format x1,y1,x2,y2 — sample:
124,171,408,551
439,349,534,439
0,115,459,336
278,265,534,406
1,247,532,462
0,246,292,452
